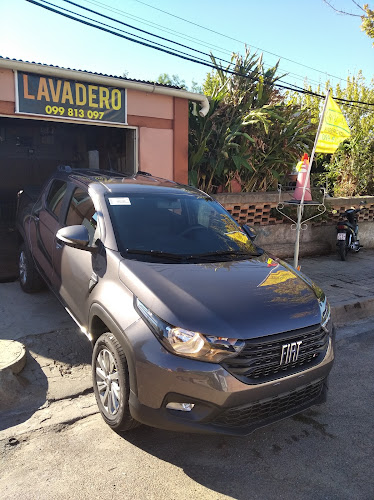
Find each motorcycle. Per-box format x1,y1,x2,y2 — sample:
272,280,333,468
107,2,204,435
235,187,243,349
336,202,366,261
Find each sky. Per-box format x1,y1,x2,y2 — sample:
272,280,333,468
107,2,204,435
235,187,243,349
0,0,373,93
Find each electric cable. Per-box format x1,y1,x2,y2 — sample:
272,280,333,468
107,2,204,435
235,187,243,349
25,0,374,110
60,0,374,106
128,0,348,83
63,0,231,67
35,0,215,66
26,0,310,95
63,0,317,90
77,0,332,88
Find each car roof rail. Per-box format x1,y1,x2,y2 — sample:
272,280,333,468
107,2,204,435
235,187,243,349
57,165,73,173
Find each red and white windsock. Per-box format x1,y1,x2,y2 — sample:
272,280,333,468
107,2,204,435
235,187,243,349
293,153,312,201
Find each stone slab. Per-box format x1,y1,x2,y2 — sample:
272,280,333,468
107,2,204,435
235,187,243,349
0,339,26,374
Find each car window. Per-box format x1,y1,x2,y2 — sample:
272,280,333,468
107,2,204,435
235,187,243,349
106,192,257,258
66,188,99,246
46,180,67,218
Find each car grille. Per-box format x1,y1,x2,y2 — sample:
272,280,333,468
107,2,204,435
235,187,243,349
222,324,329,384
211,379,324,428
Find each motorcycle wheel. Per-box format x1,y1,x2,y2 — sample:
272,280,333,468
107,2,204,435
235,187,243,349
338,240,348,261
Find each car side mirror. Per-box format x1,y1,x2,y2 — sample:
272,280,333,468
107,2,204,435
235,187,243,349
56,225,93,251
241,224,257,241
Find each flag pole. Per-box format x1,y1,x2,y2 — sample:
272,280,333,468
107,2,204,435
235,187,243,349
293,89,330,269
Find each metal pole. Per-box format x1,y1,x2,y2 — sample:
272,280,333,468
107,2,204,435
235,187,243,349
293,204,303,269
293,90,330,269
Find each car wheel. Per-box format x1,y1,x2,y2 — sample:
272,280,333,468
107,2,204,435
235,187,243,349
19,242,45,293
92,332,139,432
337,240,348,261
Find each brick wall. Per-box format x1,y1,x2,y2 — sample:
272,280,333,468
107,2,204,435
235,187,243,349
214,192,374,257
214,192,374,227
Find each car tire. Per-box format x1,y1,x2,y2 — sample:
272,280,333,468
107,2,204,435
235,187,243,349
92,332,140,432
19,242,45,293
337,240,347,261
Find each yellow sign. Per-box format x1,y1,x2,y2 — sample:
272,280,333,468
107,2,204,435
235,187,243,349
315,96,350,154
16,72,126,124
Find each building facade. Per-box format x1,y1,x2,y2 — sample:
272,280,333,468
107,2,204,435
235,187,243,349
0,56,209,279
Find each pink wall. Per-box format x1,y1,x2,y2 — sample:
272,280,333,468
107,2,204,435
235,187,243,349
127,89,173,119
139,128,173,179
0,69,14,102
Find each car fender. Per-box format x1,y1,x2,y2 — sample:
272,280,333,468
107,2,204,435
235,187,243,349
89,302,138,396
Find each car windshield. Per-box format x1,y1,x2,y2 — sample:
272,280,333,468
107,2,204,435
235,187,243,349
106,191,259,261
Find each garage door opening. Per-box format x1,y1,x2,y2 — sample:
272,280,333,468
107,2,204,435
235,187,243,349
0,116,137,281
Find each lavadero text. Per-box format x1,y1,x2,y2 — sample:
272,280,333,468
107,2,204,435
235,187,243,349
17,72,126,124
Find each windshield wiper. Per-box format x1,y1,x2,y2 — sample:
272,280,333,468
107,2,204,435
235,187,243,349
188,249,262,260
124,248,263,262
125,249,185,261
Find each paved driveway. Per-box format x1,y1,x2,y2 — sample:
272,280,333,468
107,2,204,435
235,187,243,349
1,320,373,500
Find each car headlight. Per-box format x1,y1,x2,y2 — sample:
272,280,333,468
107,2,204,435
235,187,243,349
135,298,245,363
319,297,332,332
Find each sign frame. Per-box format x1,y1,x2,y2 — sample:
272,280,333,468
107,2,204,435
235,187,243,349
14,71,127,126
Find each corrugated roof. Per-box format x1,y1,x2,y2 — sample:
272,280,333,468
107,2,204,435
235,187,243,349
0,55,183,90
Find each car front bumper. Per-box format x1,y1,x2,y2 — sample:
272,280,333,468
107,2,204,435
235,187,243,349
125,319,335,436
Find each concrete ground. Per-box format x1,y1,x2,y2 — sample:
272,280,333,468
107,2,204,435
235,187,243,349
0,318,373,500
0,282,74,340
299,249,374,325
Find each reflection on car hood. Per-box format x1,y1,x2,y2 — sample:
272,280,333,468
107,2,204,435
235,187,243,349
119,253,322,340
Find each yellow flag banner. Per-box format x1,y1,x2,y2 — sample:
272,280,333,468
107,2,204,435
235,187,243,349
315,96,350,154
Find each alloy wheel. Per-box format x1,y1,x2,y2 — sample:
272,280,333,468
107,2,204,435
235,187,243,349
95,348,121,416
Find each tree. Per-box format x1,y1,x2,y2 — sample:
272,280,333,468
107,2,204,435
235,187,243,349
189,49,315,192
288,71,374,196
156,73,187,89
361,4,374,42
323,1,374,45
156,74,202,92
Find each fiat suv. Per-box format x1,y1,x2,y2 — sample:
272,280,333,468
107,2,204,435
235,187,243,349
17,167,334,435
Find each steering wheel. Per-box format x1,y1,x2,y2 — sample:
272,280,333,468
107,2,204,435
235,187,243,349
179,225,205,237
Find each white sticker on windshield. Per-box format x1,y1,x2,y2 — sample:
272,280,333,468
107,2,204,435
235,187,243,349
109,197,131,206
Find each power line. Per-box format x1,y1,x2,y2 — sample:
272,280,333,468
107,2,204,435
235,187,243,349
38,0,214,66
25,0,246,75
128,0,348,83
77,0,238,58
27,0,309,94
26,0,374,110
63,0,230,67
66,0,321,89
78,0,331,88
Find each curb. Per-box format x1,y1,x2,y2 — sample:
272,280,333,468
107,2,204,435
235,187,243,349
331,296,374,327
0,340,27,375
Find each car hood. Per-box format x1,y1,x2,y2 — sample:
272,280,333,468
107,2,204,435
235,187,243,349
119,253,323,340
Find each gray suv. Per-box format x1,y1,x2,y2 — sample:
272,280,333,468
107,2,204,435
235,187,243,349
17,168,334,435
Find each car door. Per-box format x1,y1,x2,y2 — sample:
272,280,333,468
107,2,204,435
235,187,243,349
28,179,67,286
54,187,100,327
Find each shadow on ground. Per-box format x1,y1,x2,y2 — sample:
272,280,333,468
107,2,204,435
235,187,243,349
0,328,92,431
120,406,337,500
117,330,374,499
